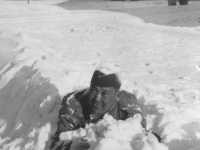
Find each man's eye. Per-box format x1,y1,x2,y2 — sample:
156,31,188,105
91,88,97,92
102,92,108,96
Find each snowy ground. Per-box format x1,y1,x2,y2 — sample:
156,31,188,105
0,0,200,150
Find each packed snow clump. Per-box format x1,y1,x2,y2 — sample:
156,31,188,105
59,114,168,150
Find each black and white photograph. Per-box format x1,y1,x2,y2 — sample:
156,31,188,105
0,0,200,150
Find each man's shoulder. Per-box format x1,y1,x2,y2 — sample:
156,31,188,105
118,90,138,106
57,89,89,132
117,90,141,116
62,88,89,106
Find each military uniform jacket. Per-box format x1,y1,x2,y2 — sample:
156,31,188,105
51,88,142,150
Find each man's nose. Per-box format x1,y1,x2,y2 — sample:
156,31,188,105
95,92,101,102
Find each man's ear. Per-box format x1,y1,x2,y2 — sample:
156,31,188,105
116,91,121,102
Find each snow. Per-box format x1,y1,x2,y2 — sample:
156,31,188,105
60,114,168,150
0,0,200,150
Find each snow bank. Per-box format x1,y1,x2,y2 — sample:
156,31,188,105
0,29,93,150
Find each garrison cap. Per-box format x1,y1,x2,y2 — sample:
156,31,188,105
90,63,122,88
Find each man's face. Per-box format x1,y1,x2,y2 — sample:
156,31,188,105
87,85,119,115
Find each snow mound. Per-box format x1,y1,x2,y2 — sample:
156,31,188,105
59,114,168,150
0,29,93,150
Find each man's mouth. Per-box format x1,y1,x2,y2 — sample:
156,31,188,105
92,102,102,108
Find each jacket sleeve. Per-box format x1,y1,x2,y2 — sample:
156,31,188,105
56,91,84,134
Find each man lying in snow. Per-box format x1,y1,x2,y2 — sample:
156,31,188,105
51,63,146,150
